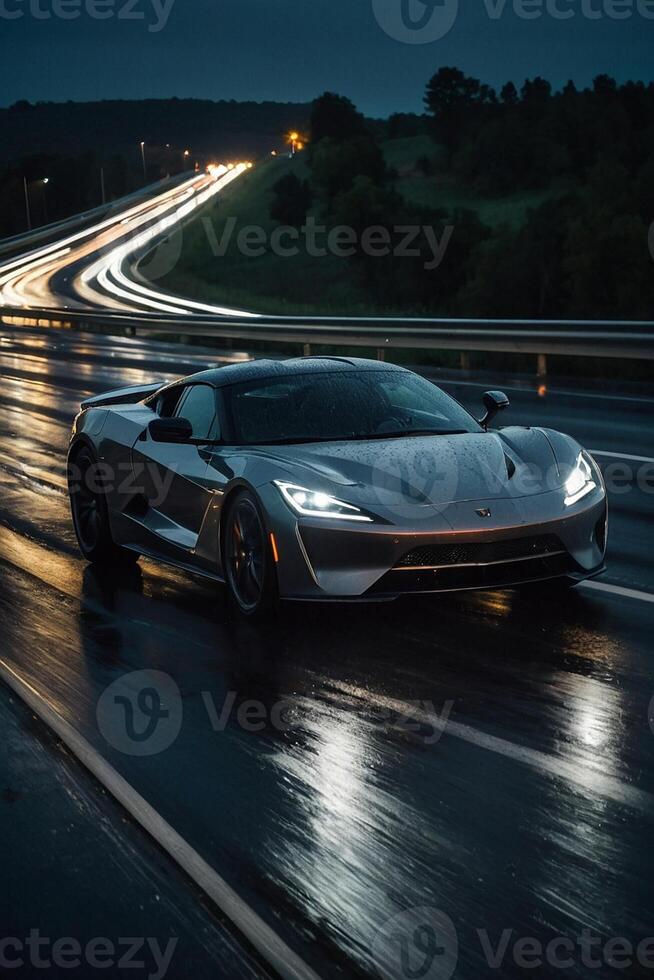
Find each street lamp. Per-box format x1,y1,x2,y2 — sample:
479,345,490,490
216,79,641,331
23,176,49,231
288,131,299,156
183,149,190,170
140,141,147,181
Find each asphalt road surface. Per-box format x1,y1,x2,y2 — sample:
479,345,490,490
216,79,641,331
1,322,653,980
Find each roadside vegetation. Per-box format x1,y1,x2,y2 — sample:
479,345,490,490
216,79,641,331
155,70,654,320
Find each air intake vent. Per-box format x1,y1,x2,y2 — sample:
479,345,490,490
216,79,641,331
395,534,564,569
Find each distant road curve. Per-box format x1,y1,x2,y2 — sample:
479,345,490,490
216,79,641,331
0,164,258,319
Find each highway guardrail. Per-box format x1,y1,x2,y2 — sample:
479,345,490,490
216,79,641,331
2,306,653,373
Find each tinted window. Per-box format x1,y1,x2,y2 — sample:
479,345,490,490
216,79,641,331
149,386,184,418
175,385,219,440
224,371,480,444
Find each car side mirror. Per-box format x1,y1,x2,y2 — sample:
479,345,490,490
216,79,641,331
148,417,193,443
480,391,510,429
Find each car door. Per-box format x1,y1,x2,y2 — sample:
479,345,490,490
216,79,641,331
131,383,219,550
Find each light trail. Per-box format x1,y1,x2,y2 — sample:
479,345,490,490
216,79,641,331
0,163,256,318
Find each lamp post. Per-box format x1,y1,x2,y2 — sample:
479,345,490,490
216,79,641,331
41,177,49,223
23,177,31,231
23,176,49,231
183,148,190,171
140,141,147,181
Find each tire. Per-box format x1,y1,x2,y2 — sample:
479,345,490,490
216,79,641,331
223,490,278,619
68,446,139,566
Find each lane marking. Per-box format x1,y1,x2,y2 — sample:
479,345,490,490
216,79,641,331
590,450,654,464
579,580,654,604
0,658,321,980
1,526,653,825
436,377,654,405
328,681,654,815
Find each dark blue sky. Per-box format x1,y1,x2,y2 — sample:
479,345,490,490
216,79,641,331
1,0,652,116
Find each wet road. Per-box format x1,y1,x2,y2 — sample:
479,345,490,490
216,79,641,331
1,322,653,979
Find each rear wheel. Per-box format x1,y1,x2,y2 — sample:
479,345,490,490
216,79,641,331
223,490,277,618
69,446,139,565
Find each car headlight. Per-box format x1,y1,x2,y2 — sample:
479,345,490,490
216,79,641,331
564,451,597,506
274,481,373,522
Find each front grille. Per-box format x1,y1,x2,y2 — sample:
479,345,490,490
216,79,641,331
395,534,564,569
370,552,577,596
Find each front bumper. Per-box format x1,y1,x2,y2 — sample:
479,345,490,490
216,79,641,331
261,484,608,600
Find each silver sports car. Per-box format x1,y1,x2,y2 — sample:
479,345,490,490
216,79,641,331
67,356,607,616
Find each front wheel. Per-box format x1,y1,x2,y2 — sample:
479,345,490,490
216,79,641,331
223,490,277,618
68,446,139,566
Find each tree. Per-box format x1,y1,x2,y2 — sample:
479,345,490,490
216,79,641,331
424,67,495,150
309,135,385,207
269,174,313,227
310,93,366,146
500,82,518,105
520,77,552,108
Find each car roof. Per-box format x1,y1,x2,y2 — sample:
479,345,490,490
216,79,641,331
180,356,409,389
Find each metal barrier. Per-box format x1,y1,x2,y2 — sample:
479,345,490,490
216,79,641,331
2,306,653,373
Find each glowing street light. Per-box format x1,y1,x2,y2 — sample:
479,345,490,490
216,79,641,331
139,141,147,181
22,176,49,231
288,131,300,155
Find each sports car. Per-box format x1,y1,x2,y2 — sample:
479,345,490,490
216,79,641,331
67,356,607,617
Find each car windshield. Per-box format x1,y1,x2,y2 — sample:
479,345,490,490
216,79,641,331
224,370,481,445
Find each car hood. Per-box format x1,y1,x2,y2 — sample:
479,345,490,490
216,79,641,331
247,427,569,508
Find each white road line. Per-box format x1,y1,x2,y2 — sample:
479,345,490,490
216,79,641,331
579,580,654,604
0,658,322,980
436,377,654,405
329,681,654,815
590,450,654,464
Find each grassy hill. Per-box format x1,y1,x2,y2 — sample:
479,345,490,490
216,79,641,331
383,136,552,229
154,136,560,316
155,154,369,315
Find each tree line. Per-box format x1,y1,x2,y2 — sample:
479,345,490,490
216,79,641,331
270,72,654,319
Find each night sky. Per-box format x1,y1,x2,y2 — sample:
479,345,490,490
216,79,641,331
1,0,652,116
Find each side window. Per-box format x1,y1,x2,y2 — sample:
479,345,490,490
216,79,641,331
152,386,184,418
175,385,219,441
